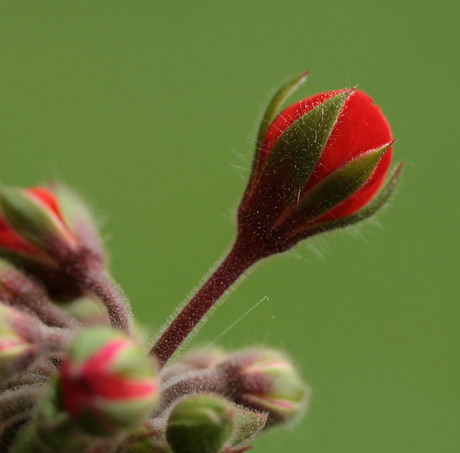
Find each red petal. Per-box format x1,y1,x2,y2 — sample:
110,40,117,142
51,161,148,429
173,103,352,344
261,89,392,219
27,187,62,219
0,216,43,255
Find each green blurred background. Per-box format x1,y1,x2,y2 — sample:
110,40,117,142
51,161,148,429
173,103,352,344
0,1,458,451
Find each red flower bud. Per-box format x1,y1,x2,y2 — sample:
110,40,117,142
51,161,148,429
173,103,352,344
0,184,132,333
59,327,160,436
238,73,403,256
0,186,76,262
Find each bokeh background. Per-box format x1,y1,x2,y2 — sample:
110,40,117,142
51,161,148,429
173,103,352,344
0,1,458,452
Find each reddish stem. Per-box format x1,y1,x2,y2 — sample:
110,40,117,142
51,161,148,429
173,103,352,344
83,270,131,334
151,238,261,367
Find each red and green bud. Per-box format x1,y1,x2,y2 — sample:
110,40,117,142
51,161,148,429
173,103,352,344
0,186,77,263
238,72,403,256
58,326,160,436
219,348,309,425
0,184,130,333
166,394,236,453
0,304,39,381
0,303,66,381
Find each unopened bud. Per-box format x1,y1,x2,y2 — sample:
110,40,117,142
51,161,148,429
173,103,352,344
0,186,77,261
220,348,309,425
62,296,110,327
59,326,160,436
0,303,40,381
166,394,235,453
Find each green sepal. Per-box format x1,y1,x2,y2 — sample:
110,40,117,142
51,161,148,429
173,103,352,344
292,161,404,240
48,182,99,237
263,90,350,188
166,394,235,453
68,325,120,364
254,71,309,164
228,406,267,449
248,91,351,225
32,383,94,452
9,426,39,453
286,142,392,229
61,296,110,326
0,187,70,250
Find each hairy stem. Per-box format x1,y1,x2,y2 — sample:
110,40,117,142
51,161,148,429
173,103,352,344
151,238,261,367
83,271,131,334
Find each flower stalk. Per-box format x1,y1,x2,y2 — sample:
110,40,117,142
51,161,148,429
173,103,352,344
151,237,262,366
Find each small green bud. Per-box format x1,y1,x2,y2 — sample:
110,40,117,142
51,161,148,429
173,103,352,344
166,394,235,453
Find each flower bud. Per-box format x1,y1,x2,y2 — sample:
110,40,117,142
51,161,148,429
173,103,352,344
58,326,160,436
0,186,77,262
0,303,40,380
166,394,235,453
62,296,110,327
238,73,403,257
219,348,309,425
0,183,108,299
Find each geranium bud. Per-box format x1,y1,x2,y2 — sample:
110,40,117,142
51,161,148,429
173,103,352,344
62,296,110,327
219,348,309,425
166,394,236,453
0,303,39,380
59,326,160,436
0,302,66,381
0,186,78,262
238,73,403,257
0,184,131,333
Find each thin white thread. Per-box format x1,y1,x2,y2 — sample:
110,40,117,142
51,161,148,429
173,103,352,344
211,295,269,344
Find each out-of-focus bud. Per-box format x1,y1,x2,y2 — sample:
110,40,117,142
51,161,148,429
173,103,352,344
237,73,403,257
58,326,160,436
0,186,78,263
0,303,66,381
161,346,226,383
219,348,309,426
61,296,110,327
166,394,235,453
0,304,38,381
0,184,131,333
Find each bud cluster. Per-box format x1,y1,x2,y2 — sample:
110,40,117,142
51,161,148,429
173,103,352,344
0,72,401,452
